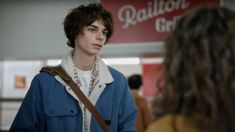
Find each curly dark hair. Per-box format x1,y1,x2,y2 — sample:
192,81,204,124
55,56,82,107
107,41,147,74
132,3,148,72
63,3,114,48
159,6,235,132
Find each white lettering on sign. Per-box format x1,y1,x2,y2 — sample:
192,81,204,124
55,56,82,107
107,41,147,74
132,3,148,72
118,5,137,27
155,15,181,32
118,0,189,29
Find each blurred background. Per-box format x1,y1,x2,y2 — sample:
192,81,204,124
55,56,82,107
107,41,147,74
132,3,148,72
0,0,234,131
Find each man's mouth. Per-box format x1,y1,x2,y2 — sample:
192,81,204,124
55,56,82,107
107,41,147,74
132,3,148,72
93,44,102,48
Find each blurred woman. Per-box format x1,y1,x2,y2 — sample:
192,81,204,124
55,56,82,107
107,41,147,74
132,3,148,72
147,6,235,132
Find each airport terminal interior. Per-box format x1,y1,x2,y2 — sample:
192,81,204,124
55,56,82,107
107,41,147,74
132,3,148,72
0,0,234,131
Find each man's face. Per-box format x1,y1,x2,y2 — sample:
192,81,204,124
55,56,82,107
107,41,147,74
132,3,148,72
74,20,108,56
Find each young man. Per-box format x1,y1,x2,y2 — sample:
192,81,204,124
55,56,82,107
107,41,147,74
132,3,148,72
10,3,137,132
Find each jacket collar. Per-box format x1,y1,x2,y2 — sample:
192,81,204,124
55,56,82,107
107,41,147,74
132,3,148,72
60,50,113,84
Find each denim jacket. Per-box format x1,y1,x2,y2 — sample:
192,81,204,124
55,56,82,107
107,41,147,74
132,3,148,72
10,51,137,132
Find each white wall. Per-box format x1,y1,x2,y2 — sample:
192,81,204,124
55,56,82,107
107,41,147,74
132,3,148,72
0,0,97,60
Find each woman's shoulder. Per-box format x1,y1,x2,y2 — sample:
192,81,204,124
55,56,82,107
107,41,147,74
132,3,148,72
146,114,199,132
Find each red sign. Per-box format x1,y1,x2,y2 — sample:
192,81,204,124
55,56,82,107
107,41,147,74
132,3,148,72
142,63,164,97
101,0,220,44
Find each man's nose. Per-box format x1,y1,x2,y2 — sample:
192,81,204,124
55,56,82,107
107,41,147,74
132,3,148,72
96,31,105,41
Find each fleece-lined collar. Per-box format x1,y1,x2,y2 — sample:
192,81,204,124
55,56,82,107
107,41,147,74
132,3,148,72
60,50,113,85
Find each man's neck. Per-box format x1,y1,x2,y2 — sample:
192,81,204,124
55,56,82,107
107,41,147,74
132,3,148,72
72,50,96,71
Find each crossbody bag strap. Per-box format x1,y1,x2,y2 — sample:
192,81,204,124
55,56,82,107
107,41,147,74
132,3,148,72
40,66,109,132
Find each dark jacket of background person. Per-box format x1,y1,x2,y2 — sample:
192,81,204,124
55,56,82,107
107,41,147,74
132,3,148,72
147,6,235,132
128,74,153,132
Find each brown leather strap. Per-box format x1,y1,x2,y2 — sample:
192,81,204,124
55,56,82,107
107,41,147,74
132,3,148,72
40,66,109,132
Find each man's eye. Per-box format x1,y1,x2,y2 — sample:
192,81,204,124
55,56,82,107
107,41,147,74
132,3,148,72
103,30,108,36
87,28,97,32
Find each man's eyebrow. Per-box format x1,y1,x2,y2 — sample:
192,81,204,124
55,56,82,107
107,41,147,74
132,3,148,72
88,24,107,30
88,25,98,28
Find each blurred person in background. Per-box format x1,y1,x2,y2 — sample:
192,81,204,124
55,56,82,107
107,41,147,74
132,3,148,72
10,3,137,132
147,6,235,132
128,74,153,132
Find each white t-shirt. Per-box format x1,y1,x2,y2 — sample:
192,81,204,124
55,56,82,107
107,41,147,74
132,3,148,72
76,68,92,96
